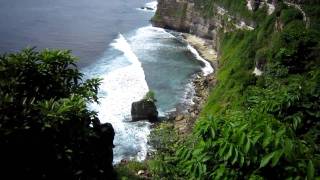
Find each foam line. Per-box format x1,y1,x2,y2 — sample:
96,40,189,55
187,44,214,76
89,34,150,163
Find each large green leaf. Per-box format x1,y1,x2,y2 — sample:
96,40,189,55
307,160,314,180
260,152,275,168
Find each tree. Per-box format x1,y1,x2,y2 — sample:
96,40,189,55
0,48,116,179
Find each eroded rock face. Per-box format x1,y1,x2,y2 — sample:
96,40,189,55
131,100,158,122
152,0,221,38
152,0,256,49
152,0,190,32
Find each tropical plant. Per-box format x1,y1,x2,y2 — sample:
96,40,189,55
0,48,116,179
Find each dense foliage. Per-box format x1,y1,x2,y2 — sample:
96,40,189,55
0,48,116,179
149,1,320,179
194,0,267,21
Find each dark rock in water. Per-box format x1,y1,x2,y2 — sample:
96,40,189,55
131,100,158,122
140,6,154,11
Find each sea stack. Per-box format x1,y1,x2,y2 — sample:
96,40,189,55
131,100,158,122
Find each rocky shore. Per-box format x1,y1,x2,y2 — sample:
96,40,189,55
173,72,216,135
182,33,218,67
171,34,218,135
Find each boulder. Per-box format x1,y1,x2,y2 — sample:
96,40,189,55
175,115,184,121
137,170,145,176
131,100,158,122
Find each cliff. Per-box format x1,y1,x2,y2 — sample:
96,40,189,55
152,0,318,75
152,0,263,49
152,0,315,49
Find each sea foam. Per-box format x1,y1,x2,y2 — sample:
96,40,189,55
187,44,214,76
89,34,150,163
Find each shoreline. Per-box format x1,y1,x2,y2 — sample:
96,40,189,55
182,33,218,71
116,32,218,178
119,32,218,164
168,33,218,135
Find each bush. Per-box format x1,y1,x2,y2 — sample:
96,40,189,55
272,21,318,73
143,90,157,102
280,8,303,25
0,48,116,179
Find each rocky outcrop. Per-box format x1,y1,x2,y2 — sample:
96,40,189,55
246,0,277,14
173,73,216,135
153,0,219,41
131,100,158,122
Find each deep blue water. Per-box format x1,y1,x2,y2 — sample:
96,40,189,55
0,0,208,163
0,0,152,67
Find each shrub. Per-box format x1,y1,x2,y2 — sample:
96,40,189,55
280,8,303,25
0,48,116,179
143,90,157,102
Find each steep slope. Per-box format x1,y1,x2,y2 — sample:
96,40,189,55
149,0,320,179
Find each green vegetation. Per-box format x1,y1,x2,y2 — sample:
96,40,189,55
148,123,180,179
0,48,115,179
194,0,266,21
279,8,303,25
149,1,320,179
115,161,147,180
115,123,178,179
143,90,157,103
302,4,320,30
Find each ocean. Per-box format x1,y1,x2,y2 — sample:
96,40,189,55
0,0,212,163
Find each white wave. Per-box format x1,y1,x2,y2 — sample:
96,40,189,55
136,25,175,38
127,26,179,62
89,34,150,164
187,44,214,76
182,80,196,106
131,26,176,47
146,1,158,10
111,34,143,66
137,1,158,12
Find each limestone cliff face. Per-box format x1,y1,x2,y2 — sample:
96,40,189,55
152,0,257,49
153,0,221,44
152,0,311,50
